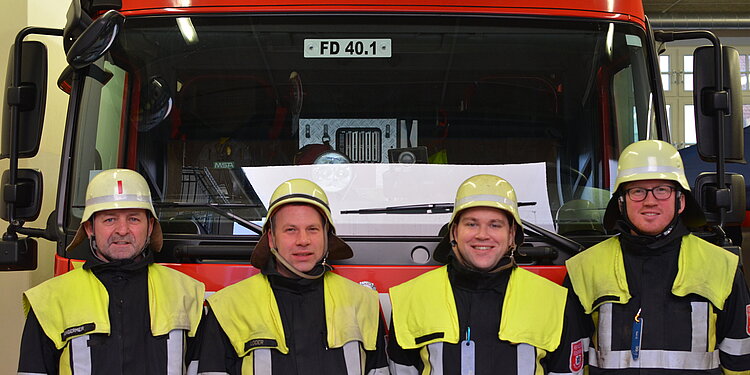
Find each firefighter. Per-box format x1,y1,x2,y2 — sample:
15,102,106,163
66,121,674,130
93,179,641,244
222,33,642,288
565,140,750,374
193,178,389,374
388,174,590,374
18,168,205,374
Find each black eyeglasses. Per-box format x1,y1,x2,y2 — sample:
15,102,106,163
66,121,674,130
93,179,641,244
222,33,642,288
623,185,676,202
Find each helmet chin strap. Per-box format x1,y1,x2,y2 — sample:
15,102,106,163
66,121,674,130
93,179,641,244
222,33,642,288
449,223,517,273
268,222,332,280
89,235,109,262
269,247,330,279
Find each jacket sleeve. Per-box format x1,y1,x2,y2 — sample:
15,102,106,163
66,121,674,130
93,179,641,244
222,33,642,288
364,314,390,374
18,307,61,375
716,268,750,374
542,278,594,374
386,313,421,375
192,306,242,375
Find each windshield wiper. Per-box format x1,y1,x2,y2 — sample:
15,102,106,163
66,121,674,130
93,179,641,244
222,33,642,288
340,201,536,215
154,202,263,234
341,202,583,254
341,203,454,215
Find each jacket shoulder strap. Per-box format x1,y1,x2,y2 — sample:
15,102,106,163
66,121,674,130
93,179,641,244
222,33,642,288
208,274,288,356
389,266,460,349
323,273,380,350
23,268,111,349
500,267,567,352
566,236,631,313
672,234,739,309
147,264,206,337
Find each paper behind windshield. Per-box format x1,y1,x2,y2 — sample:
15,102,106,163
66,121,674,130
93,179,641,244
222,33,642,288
242,163,553,236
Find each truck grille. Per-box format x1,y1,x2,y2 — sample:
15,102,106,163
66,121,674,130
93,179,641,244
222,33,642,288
337,128,382,163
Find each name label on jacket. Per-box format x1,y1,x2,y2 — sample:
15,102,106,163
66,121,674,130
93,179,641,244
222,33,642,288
61,323,96,341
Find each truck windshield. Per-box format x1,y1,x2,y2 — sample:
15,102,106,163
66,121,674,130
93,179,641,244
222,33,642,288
67,14,657,240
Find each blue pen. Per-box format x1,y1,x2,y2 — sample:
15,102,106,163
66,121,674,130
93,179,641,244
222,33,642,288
631,308,643,360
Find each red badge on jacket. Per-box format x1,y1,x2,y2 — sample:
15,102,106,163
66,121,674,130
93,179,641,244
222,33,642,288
745,304,750,336
570,339,584,372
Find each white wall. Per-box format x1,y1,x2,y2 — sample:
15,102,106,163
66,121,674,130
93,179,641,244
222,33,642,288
0,0,70,373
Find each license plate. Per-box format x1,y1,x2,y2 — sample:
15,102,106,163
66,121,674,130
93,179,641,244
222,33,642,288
304,39,392,58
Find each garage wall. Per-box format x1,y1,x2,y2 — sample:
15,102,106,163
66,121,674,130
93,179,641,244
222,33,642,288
0,0,70,373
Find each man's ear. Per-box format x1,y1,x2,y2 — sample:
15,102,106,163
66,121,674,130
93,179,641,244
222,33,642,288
267,230,275,249
678,192,686,214
83,220,94,237
147,216,155,236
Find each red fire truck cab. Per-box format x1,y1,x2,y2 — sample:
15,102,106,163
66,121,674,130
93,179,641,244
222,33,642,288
2,0,747,308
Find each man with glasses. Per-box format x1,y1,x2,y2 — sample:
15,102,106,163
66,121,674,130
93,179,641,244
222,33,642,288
565,140,750,374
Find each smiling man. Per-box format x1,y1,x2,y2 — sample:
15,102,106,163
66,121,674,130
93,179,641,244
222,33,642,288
388,174,589,374
18,169,205,374
194,178,388,375
565,140,750,374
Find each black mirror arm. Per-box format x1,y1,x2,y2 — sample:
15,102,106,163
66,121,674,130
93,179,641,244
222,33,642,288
4,27,63,241
653,30,728,226
15,226,58,242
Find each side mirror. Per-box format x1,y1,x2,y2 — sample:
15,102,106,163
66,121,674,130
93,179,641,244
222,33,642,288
693,46,745,163
1,41,48,159
1,169,43,222
1,27,61,272
67,10,125,69
0,237,37,271
695,172,746,225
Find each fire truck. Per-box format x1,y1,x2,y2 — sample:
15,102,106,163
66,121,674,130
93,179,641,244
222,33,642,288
1,0,747,311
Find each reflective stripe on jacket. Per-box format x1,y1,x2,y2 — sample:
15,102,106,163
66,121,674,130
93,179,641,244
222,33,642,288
22,263,205,375
389,265,567,374
207,271,380,373
566,234,740,371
